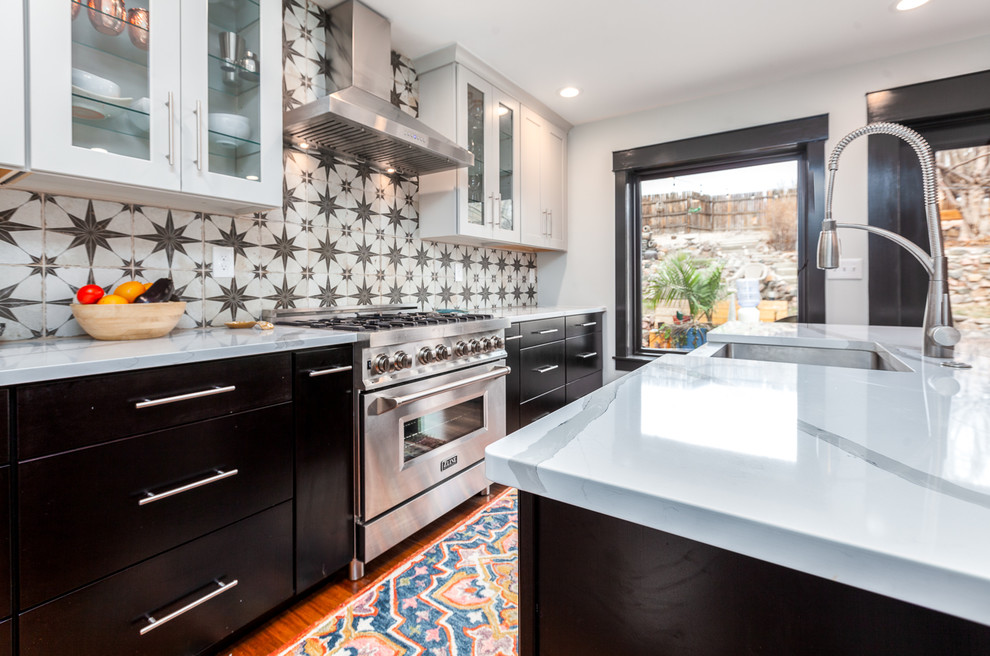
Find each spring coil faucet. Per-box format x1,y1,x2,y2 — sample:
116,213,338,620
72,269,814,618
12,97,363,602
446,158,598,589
817,122,960,358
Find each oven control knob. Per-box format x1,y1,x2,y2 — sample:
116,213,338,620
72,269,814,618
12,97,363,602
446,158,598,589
372,353,391,374
468,339,480,354
418,346,436,364
480,337,492,352
393,351,413,370
492,336,504,350
435,344,451,361
454,341,469,357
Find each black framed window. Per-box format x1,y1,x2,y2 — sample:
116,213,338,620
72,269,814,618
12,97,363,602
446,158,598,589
613,115,828,371
866,70,990,329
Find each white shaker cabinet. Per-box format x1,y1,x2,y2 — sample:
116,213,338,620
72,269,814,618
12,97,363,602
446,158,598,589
18,0,280,214
520,106,566,251
0,0,26,174
418,63,522,246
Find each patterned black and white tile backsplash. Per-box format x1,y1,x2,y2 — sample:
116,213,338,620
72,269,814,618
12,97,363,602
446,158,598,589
0,0,536,342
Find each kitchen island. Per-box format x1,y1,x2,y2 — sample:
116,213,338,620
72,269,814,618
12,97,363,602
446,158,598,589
485,323,990,655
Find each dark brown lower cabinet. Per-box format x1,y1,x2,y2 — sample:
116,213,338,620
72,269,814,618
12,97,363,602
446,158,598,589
293,347,354,592
507,313,604,432
19,503,293,656
521,493,990,656
0,619,8,656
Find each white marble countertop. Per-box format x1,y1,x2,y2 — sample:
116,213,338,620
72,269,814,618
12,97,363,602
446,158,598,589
0,327,357,386
486,322,990,626
489,305,606,322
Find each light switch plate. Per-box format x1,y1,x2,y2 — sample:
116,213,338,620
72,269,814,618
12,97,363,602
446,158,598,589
212,246,235,278
826,257,863,280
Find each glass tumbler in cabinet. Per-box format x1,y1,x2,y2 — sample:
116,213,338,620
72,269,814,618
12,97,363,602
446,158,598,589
179,0,280,210
28,0,182,190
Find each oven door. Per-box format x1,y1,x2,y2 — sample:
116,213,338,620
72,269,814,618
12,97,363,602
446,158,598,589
361,361,509,521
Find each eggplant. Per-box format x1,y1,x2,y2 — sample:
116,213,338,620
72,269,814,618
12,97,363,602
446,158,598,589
134,278,175,303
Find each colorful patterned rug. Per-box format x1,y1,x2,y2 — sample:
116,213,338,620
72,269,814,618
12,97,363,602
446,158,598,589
274,488,518,656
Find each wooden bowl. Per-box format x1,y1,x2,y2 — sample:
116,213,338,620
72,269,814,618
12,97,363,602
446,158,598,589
71,302,187,341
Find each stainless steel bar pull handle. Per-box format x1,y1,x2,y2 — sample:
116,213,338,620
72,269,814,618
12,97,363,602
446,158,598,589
139,579,239,636
194,100,204,171
135,385,236,409
576,352,598,359
376,366,510,412
578,322,597,327
503,335,523,341
139,469,239,506
308,365,353,378
548,209,553,237
534,328,558,335
165,91,175,166
534,364,559,374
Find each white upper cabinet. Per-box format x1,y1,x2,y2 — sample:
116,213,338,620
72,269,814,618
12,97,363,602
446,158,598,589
178,0,281,208
20,0,280,214
418,64,521,246
0,0,26,173
416,46,569,251
521,106,566,251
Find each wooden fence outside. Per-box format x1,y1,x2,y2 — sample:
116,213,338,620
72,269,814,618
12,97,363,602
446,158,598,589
642,190,797,234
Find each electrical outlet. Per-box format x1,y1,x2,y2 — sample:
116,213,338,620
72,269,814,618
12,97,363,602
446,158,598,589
528,269,536,284
212,246,235,278
826,257,862,280
454,263,464,282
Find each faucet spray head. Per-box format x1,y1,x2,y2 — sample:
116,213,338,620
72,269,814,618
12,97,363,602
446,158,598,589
817,219,841,269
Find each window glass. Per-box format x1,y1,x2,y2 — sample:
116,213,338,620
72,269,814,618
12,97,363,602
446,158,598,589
939,144,990,338
640,160,799,350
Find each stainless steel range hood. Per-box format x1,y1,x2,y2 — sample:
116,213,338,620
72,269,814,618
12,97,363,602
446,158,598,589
283,0,473,176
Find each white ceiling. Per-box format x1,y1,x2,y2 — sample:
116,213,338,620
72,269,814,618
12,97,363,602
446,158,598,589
350,0,990,126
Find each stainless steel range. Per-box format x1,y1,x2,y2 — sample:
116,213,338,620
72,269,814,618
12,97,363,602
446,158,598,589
267,305,510,579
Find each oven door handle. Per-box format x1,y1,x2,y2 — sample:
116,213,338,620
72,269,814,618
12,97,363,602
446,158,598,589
375,366,511,412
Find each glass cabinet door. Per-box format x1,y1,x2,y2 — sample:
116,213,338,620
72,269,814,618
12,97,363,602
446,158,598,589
466,82,487,229
493,91,520,241
29,0,181,188
180,0,280,208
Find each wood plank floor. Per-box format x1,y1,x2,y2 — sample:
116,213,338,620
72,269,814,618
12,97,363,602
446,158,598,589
219,484,509,655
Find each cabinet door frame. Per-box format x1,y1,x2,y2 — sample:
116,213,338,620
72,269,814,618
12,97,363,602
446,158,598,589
178,0,280,209
455,65,496,241
0,0,25,170
29,0,182,190
520,106,546,247
543,121,567,250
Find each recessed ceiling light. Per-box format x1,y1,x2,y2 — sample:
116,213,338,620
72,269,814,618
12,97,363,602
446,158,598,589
558,87,581,98
386,167,396,173
91,147,108,153
497,106,509,116
246,175,259,181
895,0,929,10
298,142,310,149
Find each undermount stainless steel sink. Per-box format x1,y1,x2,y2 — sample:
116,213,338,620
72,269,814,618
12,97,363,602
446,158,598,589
691,341,914,372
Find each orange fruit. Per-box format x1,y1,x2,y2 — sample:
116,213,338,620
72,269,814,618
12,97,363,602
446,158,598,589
97,294,129,305
143,282,154,291
113,280,146,303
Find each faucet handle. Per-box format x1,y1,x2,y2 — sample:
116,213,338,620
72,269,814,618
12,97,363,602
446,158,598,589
929,325,961,348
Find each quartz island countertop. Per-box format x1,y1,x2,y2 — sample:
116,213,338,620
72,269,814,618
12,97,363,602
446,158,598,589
485,322,990,627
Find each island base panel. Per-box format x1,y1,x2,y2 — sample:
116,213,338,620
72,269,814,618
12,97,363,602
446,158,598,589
520,492,990,656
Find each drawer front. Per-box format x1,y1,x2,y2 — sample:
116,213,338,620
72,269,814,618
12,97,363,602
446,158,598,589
17,353,292,459
519,317,565,348
565,312,603,338
519,341,566,402
520,386,566,427
566,372,603,404
19,404,292,609
566,332,603,382
20,503,293,656
0,618,8,656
